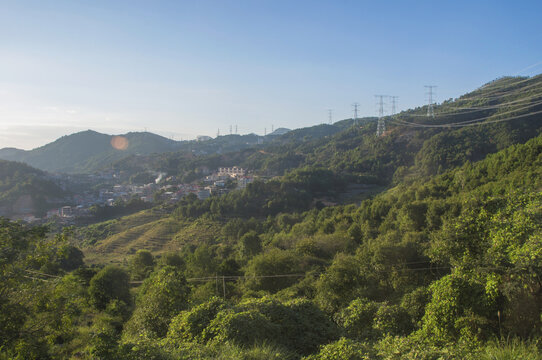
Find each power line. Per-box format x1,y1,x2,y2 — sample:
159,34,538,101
389,105,542,129
408,88,542,117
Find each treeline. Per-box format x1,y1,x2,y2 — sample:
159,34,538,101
173,167,346,219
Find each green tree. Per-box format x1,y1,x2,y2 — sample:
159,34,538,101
89,266,131,310
129,249,154,280
244,249,302,293
123,266,190,339
238,230,262,259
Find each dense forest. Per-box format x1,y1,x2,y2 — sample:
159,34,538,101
2,76,542,359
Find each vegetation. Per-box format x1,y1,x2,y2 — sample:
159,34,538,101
0,160,67,217
2,76,542,358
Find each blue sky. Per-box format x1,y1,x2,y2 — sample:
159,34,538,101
1,0,541,149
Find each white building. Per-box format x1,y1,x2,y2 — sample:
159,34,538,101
218,166,246,178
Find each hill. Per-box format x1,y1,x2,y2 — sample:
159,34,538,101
79,74,542,264
6,75,542,359
0,130,183,174
104,75,542,185
0,160,68,218
0,129,304,174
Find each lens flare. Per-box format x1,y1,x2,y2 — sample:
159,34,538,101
110,136,129,150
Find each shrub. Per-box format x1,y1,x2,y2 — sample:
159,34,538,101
88,266,131,310
123,266,190,339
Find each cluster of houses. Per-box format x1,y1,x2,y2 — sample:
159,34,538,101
160,166,254,203
20,166,255,224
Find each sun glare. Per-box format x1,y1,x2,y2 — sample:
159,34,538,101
110,135,129,150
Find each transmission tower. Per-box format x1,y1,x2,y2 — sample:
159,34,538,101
229,125,232,135
425,85,437,117
375,95,386,136
217,128,220,137
352,102,360,126
390,96,399,115
328,109,333,125
235,125,238,134
271,124,274,133
264,127,267,136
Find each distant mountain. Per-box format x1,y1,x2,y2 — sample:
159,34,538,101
0,129,288,174
0,130,181,174
104,74,542,182
0,160,68,218
267,127,291,136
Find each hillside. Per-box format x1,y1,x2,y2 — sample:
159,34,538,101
6,76,542,359
0,130,183,173
0,129,314,174
0,160,68,217
104,75,542,186
81,125,542,265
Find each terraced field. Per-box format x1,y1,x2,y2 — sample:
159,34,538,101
80,211,224,264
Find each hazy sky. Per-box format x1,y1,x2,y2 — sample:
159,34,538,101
1,0,541,149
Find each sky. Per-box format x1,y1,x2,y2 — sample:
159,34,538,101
1,0,541,149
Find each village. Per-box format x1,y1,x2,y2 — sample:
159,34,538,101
20,166,254,224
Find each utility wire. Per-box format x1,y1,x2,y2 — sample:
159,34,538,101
408,90,542,117
389,100,542,128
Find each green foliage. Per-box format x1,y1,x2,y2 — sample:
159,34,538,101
373,303,413,336
129,249,154,280
421,273,497,343
0,160,67,217
89,266,131,310
316,253,378,312
244,249,303,293
167,297,228,343
303,338,375,360
335,298,380,340
204,309,281,348
192,297,339,356
158,251,185,270
479,338,542,360
238,231,262,259
124,266,190,339
375,332,480,360
4,76,542,358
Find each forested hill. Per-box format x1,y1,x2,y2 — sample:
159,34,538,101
0,160,67,217
107,75,542,185
0,130,182,174
4,111,542,358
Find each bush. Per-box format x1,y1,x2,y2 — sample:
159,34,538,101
244,249,302,293
123,266,190,339
129,249,154,280
334,298,380,340
203,309,280,347
167,297,228,343
89,266,131,310
240,298,340,355
303,338,375,360
373,304,413,336
421,273,497,344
